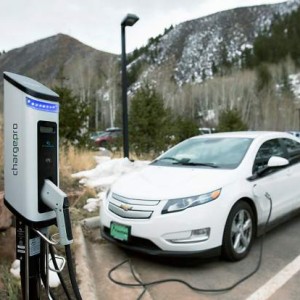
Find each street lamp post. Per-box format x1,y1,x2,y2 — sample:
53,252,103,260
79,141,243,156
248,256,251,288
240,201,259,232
121,13,139,158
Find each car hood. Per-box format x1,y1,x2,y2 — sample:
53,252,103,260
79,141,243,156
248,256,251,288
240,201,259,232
112,165,239,200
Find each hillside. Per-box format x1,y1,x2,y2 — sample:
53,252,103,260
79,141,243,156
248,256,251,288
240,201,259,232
125,0,300,131
0,1,300,131
131,0,300,86
0,34,117,109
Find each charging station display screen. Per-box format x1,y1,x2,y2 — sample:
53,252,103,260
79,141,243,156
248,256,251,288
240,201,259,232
38,121,58,213
40,126,55,134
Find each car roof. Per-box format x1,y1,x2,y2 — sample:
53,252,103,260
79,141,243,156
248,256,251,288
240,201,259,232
192,131,293,140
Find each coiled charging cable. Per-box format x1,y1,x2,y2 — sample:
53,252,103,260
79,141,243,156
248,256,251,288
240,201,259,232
108,192,273,300
32,229,78,300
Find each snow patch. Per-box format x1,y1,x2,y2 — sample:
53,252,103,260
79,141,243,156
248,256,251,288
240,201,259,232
10,255,65,288
290,73,300,99
72,157,150,212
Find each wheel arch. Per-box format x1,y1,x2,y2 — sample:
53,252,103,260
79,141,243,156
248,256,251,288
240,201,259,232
224,197,258,237
221,197,258,261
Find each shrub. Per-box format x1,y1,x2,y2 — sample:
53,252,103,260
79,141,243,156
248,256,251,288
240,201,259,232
217,108,248,132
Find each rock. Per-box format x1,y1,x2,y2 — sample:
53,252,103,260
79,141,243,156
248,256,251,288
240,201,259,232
0,194,13,230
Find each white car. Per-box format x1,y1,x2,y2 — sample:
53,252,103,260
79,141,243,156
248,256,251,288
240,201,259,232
100,131,300,261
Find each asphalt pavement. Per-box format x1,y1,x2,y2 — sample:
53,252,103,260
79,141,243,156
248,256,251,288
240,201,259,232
75,214,300,300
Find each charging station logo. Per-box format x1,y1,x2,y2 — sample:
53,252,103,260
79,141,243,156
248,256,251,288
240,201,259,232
26,97,59,113
12,123,19,176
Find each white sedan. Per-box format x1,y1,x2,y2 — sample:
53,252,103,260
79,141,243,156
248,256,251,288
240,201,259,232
100,131,300,261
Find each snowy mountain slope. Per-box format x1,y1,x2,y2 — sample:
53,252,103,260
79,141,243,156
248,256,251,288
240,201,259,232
136,0,300,85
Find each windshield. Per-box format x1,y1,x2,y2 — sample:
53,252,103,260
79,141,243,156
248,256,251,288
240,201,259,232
152,137,253,169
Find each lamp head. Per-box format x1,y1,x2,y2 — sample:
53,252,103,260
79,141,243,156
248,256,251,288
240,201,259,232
121,13,139,27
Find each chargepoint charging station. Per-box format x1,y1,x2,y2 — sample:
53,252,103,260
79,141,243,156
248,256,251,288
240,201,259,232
3,72,81,300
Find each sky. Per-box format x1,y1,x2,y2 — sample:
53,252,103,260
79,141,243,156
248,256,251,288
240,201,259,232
0,0,286,55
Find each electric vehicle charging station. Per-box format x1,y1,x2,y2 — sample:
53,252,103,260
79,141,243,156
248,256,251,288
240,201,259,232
3,72,81,300
4,71,58,225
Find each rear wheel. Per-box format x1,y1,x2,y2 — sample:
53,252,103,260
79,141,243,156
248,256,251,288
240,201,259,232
222,201,255,261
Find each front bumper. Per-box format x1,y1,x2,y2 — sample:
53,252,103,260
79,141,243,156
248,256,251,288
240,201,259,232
101,226,221,258
100,195,228,256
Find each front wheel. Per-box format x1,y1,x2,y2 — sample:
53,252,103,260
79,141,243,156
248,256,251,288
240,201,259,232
222,201,256,261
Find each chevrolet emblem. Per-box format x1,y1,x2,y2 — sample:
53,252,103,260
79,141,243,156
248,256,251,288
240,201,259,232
120,204,133,211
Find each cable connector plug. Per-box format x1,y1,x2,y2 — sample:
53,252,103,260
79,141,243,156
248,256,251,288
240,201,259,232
41,179,73,245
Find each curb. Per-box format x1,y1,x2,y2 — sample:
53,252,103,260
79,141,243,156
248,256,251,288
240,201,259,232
74,217,154,300
73,224,98,300
81,216,100,229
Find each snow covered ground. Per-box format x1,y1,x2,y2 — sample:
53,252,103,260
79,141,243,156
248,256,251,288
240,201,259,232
72,156,150,212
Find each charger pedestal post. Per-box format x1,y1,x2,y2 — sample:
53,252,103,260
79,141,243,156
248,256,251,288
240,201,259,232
16,219,47,299
3,72,60,299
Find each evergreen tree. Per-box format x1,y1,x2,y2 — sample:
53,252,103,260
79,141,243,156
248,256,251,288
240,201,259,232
129,84,171,155
255,64,272,93
53,86,90,147
171,115,199,144
129,84,199,155
219,42,232,76
241,48,256,69
217,108,248,132
201,69,207,81
253,34,271,63
127,60,143,86
211,60,218,75
280,64,293,96
289,8,300,66
250,6,300,67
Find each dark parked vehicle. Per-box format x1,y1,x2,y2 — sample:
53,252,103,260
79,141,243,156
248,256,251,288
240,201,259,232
90,131,105,141
95,128,122,148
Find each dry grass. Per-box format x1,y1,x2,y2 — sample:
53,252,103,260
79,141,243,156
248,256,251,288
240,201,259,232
59,145,97,192
59,145,100,222
60,145,96,175
0,263,21,300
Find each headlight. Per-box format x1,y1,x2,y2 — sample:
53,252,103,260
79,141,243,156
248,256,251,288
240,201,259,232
162,189,221,214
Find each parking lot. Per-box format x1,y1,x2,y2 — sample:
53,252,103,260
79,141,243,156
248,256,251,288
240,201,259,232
76,214,300,300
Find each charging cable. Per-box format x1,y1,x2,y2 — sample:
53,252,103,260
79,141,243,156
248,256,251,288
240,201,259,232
108,192,273,299
49,244,72,300
40,179,82,300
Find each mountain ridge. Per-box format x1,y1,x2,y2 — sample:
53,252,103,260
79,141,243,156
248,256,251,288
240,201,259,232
0,1,300,130
0,33,117,108
135,0,300,85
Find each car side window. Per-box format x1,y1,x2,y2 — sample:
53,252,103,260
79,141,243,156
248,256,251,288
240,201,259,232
252,139,285,174
282,138,300,165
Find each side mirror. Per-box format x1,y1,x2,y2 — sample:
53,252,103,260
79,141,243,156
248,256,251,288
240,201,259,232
267,156,289,168
248,156,289,181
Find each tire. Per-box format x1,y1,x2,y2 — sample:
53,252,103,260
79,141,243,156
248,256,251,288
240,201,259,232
222,201,256,261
